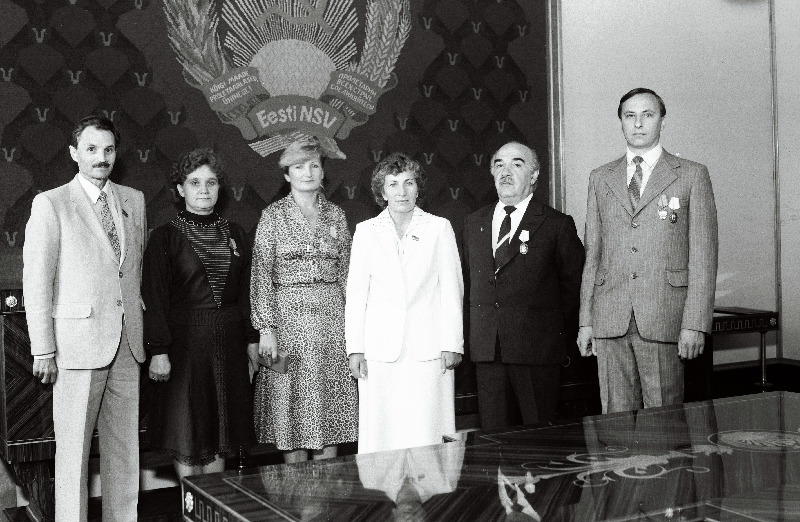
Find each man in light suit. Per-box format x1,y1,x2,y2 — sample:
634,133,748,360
462,141,585,430
577,88,718,413
23,115,147,521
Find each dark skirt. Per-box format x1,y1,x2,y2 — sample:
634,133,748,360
151,308,254,465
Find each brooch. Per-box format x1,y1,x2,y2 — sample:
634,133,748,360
330,225,337,239
519,229,529,254
229,237,240,256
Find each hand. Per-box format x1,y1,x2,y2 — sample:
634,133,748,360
348,353,367,379
247,342,259,382
577,326,595,356
149,354,171,381
678,328,705,359
441,351,462,373
259,330,279,366
32,358,58,384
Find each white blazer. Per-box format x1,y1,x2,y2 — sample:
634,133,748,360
345,207,464,362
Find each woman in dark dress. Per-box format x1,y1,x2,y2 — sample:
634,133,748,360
143,148,259,478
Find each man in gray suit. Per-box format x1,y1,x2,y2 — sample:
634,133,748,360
24,115,147,520
577,88,718,414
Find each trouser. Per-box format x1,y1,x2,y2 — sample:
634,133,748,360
595,314,683,414
52,326,140,521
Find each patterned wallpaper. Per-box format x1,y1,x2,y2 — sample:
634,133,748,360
0,0,548,287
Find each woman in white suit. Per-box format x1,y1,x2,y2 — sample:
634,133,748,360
346,152,464,454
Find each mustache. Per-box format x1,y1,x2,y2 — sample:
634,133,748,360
93,162,111,168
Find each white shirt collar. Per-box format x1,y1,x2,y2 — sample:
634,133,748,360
494,192,533,217
626,143,662,168
77,173,113,204
492,192,533,252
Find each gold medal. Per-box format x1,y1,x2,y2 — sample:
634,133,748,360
520,242,528,254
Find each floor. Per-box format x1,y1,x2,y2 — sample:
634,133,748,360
3,362,797,521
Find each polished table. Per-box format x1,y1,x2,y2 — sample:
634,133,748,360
182,392,800,521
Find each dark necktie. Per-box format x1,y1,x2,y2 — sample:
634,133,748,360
497,205,515,244
628,156,643,207
97,191,121,260
495,205,515,269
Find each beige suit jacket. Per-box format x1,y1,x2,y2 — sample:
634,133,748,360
579,150,718,342
23,174,147,368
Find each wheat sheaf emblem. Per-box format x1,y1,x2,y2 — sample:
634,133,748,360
163,0,410,159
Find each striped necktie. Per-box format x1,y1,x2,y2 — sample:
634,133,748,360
495,205,515,269
97,191,121,260
628,156,643,206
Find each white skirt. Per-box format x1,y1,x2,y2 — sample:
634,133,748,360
357,353,456,454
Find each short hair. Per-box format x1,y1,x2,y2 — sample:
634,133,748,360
70,115,120,148
617,88,666,119
370,152,426,208
278,139,325,175
491,141,540,172
170,147,226,187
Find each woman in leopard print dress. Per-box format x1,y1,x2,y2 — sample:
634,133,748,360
251,139,358,463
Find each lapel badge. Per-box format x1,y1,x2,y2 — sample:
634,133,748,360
668,197,680,224
411,235,419,241
657,195,668,220
329,225,337,239
122,209,128,218
519,229,529,254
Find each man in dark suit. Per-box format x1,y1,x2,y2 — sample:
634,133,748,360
463,141,585,429
577,88,718,413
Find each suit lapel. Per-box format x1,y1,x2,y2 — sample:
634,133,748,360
635,150,679,217
495,199,545,274
403,208,432,267
113,185,130,265
374,209,406,276
470,204,493,265
601,157,634,216
69,177,119,262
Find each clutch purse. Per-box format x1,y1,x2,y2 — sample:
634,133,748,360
259,349,289,374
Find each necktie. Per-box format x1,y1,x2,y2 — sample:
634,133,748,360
629,156,643,206
497,205,515,244
495,205,515,269
97,191,121,260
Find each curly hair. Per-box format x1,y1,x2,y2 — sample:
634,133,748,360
370,152,426,208
170,148,226,187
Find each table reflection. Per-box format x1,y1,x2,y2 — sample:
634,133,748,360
357,443,465,521
182,392,800,521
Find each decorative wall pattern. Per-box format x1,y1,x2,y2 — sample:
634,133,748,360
0,0,548,264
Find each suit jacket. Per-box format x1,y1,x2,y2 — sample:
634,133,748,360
23,174,147,368
345,207,464,362
462,198,585,365
579,150,718,342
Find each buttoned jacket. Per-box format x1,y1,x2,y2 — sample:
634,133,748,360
23,175,147,368
579,150,718,342
345,207,464,362
462,199,585,365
